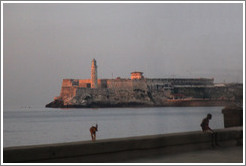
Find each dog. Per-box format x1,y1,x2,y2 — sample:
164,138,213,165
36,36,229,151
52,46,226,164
89,124,98,141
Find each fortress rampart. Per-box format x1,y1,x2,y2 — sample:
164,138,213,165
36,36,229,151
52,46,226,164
60,77,214,89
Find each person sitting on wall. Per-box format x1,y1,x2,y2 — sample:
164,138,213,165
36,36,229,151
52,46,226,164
200,113,219,147
201,113,214,133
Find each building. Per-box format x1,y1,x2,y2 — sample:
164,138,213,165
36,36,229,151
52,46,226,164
131,72,144,80
91,58,98,88
59,59,214,90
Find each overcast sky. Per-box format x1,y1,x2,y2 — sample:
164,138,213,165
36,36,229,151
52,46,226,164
3,3,244,108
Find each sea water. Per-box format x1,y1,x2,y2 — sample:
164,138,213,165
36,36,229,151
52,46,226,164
3,107,224,147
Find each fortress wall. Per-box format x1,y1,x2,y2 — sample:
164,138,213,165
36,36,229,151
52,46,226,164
79,79,91,88
62,79,73,87
107,79,133,90
62,78,214,89
62,79,92,88
62,79,80,87
146,79,170,83
146,79,171,90
78,83,88,88
146,79,170,84
106,79,148,91
76,88,92,97
171,78,214,85
60,80,76,98
60,87,77,98
78,79,109,89
132,80,148,91
76,87,112,98
74,84,151,105
146,78,214,86
76,87,101,96
98,79,108,89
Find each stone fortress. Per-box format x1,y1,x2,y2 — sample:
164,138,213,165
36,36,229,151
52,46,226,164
46,59,243,108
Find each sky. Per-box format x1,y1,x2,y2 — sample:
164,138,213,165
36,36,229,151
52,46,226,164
2,2,244,108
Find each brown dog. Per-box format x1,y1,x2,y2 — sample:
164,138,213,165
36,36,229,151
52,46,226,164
89,124,98,141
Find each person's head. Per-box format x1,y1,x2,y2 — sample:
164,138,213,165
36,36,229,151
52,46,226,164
207,113,212,119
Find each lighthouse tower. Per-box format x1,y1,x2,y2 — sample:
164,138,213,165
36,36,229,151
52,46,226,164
91,58,98,88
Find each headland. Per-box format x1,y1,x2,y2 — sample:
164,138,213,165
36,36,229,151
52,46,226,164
46,59,243,108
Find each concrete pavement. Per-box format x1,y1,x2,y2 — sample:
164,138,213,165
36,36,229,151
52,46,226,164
125,146,243,163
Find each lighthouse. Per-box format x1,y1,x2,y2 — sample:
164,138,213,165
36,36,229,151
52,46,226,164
91,58,98,88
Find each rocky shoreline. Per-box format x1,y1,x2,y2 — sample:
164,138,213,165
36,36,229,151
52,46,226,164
45,99,237,108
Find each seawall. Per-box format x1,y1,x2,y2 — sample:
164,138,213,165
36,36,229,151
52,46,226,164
3,127,243,163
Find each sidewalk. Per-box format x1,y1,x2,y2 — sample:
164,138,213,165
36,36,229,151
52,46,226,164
126,146,243,163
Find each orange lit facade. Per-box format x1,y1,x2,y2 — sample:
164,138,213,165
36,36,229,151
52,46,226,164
59,59,214,90
131,72,144,80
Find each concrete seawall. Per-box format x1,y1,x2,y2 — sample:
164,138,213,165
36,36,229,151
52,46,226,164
3,127,243,163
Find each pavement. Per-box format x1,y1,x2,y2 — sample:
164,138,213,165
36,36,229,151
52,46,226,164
125,146,244,163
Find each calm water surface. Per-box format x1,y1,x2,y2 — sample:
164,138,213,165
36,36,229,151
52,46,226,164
3,107,224,147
